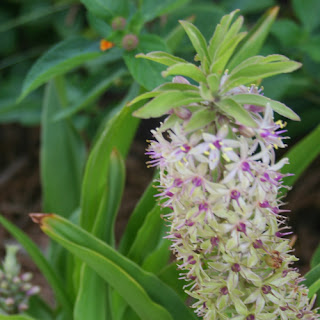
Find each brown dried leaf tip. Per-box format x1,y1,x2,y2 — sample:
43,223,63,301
29,213,51,227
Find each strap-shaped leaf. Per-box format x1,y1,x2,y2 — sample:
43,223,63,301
184,108,216,132
230,93,300,121
133,91,203,119
136,51,187,67
215,98,257,127
179,20,210,64
227,6,279,71
162,63,207,83
34,214,196,320
0,315,36,320
207,74,220,93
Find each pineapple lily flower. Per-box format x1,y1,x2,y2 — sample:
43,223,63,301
129,10,318,320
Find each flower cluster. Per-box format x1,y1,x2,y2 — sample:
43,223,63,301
146,77,319,320
0,245,40,315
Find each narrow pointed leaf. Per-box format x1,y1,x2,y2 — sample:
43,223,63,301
0,215,73,318
216,98,257,127
133,91,203,119
19,38,102,100
162,63,206,83
230,94,300,120
184,108,216,132
228,6,279,70
36,214,196,320
136,51,187,67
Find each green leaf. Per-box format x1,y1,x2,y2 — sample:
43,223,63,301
133,91,203,119
27,296,54,320
162,63,207,83
19,38,103,101
141,0,189,23
0,215,73,318
230,93,300,121
75,149,125,320
37,214,196,320
87,12,112,39
80,0,129,18
80,84,140,232
124,35,169,90
179,20,209,64
215,98,257,127
282,125,320,188
127,206,168,265
136,51,187,67
54,68,126,121
311,245,320,269
227,6,279,70
41,79,85,217
223,57,302,93
224,0,275,14
184,108,216,132
292,0,320,32
119,173,158,255
303,263,320,289
308,278,320,299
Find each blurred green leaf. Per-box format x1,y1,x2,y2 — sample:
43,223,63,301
80,84,140,232
184,108,216,132
124,34,169,90
54,68,126,121
0,215,73,318
162,63,206,83
282,125,320,188
228,6,279,70
230,93,300,121
0,316,35,320
292,0,320,32
41,79,85,217
302,35,320,62
133,90,203,119
20,38,103,100
223,0,275,13
119,173,159,255
216,98,257,127
136,51,187,67
128,206,168,265
141,0,189,23
311,245,320,269
38,214,196,319
87,12,112,38
27,296,54,320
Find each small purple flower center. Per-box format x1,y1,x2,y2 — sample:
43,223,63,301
192,177,202,187
246,315,255,320
213,140,222,150
220,286,228,295
231,263,241,272
230,190,240,200
236,222,246,234
210,236,219,247
253,239,263,249
261,285,271,294
181,144,191,153
185,219,194,227
173,178,183,187
241,161,251,171
199,203,209,212
174,233,181,239
259,201,270,208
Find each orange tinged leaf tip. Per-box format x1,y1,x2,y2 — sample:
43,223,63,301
100,39,115,51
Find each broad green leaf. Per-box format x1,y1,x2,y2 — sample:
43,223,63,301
282,125,320,188
75,149,125,320
41,79,85,217
302,35,320,63
292,0,320,32
80,0,129,18
136,51,187,67
230,93,300,121
124,35,169,90
224,0,275,14
119,173,159,255
27,296,54,320
207,74,220,93
128,206,168,265
303,263,320,289
216,98,257,127
87,12,112,38
179,20,210,65
20,38,103,101
133,91,203,119
308,279,320,298
54,68,126,121
141,0,189,23
158,263,188,301
80,84,140,232
184,108,216,132
36,214,196,320
223,59,301,93
162,63,207,83
0,215,73,318
142,238,171,274
227,6,279,70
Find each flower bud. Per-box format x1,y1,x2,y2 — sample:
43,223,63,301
122,34,139,51
111,16,126,30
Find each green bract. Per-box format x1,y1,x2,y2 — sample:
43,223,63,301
132,10,301,127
